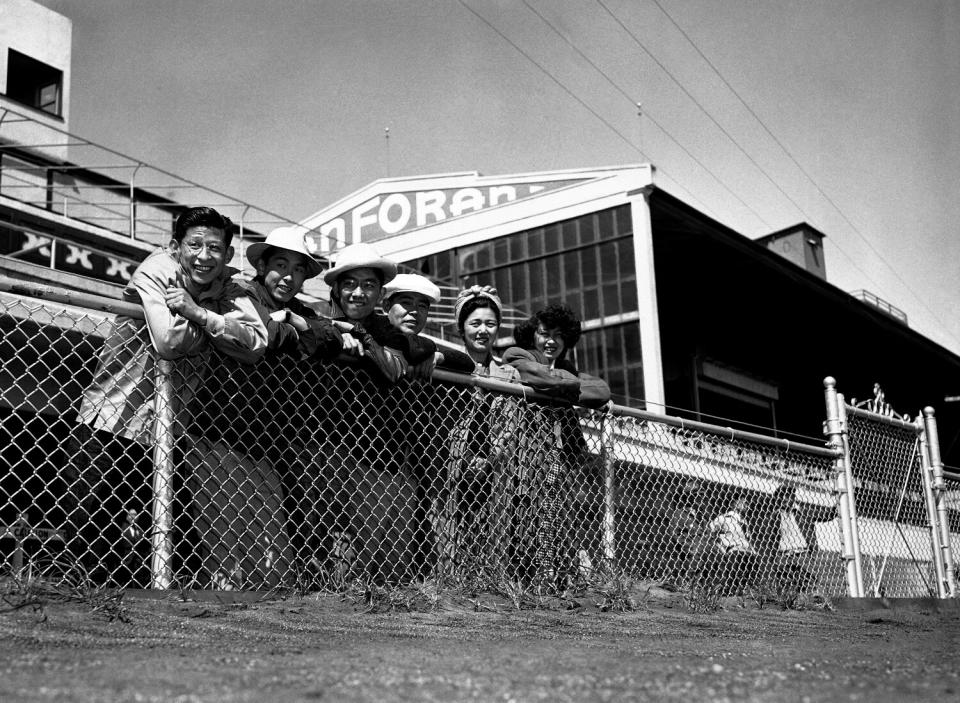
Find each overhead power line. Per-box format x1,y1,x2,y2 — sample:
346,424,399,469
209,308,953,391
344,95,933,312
643,0,960,350
518,0,773,230
459,0,778,224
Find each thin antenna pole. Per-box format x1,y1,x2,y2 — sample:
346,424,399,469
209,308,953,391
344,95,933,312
384,126,391,177
635,102,643,157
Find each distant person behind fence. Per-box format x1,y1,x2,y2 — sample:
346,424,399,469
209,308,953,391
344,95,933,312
752,483,822,593
186,225,342,589
503,303,611,585
66,206,268,584
708,495,758,595
666,479,715,583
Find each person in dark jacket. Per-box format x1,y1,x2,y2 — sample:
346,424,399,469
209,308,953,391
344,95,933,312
319,243,437,583
502,303,611,586
185,225,340,588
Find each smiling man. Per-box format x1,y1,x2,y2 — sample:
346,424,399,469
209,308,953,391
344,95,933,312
382,273,440,336
68,206,268,584
240,225,341,359
381,273,475,380
324,242,441,382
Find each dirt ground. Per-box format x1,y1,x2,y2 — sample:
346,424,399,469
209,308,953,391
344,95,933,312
1,583,959,703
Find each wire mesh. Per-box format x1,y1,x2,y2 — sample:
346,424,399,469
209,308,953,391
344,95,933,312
1,288,951,601
844,407,937,597
607,412,844,600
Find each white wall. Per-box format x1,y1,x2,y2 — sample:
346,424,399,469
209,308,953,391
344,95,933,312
0,0,73,157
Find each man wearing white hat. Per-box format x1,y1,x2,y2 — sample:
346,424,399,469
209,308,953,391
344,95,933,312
243,225,342,359
320,243,448,582
381,273,474,379
381,273,441,336
324,242,438,381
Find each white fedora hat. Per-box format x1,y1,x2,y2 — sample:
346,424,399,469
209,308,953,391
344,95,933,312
246,226,323,279
322,242,397,287
382,273,442,305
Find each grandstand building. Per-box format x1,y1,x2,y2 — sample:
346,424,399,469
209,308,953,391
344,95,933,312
299,167,960,453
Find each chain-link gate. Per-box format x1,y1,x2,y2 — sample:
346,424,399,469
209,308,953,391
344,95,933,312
1,280,956,601
823,380,958,598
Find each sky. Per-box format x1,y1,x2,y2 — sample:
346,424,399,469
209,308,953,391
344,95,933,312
32,0,960,356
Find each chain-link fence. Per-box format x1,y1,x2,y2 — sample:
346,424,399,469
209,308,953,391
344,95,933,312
1,282,956,600
606,409,844,601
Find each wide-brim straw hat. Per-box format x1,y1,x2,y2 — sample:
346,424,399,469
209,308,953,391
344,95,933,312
322,242,397,287
246,226,323,279
382,273,442,305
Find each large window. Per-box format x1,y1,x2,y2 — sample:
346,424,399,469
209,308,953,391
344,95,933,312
6,49,63,117
403,204,646,405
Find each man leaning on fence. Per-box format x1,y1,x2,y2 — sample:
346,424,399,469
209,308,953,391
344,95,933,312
63,206,267,585
319,243,442,583
185,225,343,589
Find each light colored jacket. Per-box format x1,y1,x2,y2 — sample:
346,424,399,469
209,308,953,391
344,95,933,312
77,249,267,441
709,509,755,554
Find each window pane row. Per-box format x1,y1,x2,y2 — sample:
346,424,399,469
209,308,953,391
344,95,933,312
458,204,632,274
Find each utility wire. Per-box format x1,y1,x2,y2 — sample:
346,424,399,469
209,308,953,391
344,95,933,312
592,0,800,228
456,0,717,219
644,0,960,349
517,0,773,230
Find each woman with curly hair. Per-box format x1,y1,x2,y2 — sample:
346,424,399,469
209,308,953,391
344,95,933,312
502,303,611,586
505,303,610,408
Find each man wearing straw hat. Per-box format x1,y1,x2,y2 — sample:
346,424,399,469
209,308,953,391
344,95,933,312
185,225,342,588
242,225,342,360
324,242,439,381
319,242,438,582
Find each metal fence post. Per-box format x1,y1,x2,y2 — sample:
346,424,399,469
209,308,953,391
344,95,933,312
922,407,957,597
824,377,865,596
918,412,948,597
150,358,176,589
601,413,616,569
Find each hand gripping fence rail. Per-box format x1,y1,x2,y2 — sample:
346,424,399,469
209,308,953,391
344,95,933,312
1,278,957,600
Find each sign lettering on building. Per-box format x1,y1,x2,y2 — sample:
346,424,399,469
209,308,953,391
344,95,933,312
0,227,141,284
311,179,584,252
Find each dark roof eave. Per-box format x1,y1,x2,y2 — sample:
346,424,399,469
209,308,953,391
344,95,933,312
647,187,960,370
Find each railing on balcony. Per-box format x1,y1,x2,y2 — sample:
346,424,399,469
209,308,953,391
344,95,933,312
0,104,528,334
849,289,908,326
0,104,305,249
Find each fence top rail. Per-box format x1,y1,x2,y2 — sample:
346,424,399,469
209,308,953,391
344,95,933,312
0,274,141,319
609,401,839,459
0,273,838,458
843,401,920,431
433,368,837,459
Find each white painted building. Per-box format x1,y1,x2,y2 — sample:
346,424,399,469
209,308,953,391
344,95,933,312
0,0,72,161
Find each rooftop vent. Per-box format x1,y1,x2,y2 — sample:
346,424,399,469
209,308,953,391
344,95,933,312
756,223,826,280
